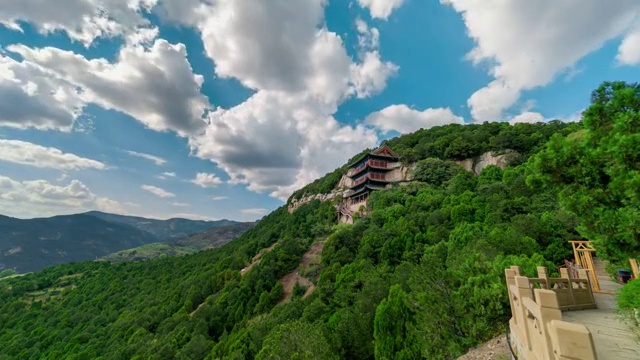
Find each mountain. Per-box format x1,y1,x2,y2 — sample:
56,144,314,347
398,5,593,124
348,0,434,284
0,214,158,273
84,211,241,241
1,83,635,360
102,222,256,262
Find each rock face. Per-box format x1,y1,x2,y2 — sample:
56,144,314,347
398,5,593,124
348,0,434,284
288,191,347,213
457,151,512,175
289,151,512,214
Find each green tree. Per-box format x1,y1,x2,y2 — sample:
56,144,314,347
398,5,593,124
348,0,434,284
529,81,640,260
256,321,337,360
374,285,420,359
413,158,461,186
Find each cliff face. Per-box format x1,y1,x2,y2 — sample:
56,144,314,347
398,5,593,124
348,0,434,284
288,151,513,213
456,151,512,175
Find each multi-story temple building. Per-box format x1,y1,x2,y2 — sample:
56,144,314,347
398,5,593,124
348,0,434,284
345,144,400,206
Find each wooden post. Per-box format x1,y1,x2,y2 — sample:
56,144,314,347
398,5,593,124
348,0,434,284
578,269,596,306
560,267,570,279
630,258,640,280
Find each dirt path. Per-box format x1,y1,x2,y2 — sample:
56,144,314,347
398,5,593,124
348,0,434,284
240,243,278,276
278,241,324,304
456,334,510,360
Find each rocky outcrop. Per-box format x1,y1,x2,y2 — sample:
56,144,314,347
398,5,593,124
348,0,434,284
457,151,513,175
289,152,512,214
288,191,348,213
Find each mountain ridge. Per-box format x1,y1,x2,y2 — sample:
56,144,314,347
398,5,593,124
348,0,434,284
0,211,251,273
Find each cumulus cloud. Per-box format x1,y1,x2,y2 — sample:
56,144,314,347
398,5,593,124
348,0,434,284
355,18,380,51
190,173,222,188
617,27,640,65
365,105,463,134
441,0,640,122
163,172,176,177
190,91,378,199
357,0,405,20
4,0,398,201
0,174,124,218
141,185,175,198
350,51,398,98
195,0,349,101
9,39,209,135
0,0,156,45
125,150,166,166
0,139,105,170
509,112,545,125
0,53,83,131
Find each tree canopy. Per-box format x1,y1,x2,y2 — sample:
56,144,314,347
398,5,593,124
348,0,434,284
529,81,640,260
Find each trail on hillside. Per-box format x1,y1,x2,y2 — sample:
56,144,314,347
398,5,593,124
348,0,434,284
278,241,324,304
240,242,278,276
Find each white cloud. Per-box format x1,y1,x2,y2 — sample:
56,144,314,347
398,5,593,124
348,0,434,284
171,202,189,207
350,51,398,99
441,0,640,122
355,18,380,51
357,0,405,20
509,112,545,125
211,196,229,201
190,173,222,188
0,174,124,218
0,139,105,170
241,208,269,216
162,172,176,177
9,39,209,136
141,184,175,198
0,0,156,45
195,0,348,101
4,0,398,201
125,150,166,166
173,0,392,199
366,105,464,134
0,52,83,131
618,27,640,65
190,91,378,199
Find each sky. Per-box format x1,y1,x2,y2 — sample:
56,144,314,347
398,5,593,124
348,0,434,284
0,0,639,222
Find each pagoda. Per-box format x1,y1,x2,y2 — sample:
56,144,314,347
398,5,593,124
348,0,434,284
345,144,400,205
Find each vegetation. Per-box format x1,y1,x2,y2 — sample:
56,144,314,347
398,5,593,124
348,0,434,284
103,223,255,262
290,120,578,202
529,81,640,261
1,82,638,359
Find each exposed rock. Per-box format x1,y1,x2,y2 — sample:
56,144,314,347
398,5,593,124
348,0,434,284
457,151,513,175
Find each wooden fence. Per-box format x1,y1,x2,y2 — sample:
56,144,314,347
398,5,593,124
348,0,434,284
506,266,598,360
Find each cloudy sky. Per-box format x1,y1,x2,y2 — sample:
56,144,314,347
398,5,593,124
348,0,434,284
0,0,639,221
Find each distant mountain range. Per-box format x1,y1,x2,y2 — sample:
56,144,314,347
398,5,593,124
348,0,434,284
0,212,249,273
102,222,256,262
83,211,240,241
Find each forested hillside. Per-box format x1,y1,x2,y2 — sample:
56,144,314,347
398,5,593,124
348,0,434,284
0,214,159,273
0,82,637,360
289,118,578,202
102,222,256,262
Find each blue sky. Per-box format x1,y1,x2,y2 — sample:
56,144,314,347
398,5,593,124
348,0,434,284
0,0,639,221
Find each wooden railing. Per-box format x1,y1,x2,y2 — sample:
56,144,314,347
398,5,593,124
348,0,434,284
506,266,597,360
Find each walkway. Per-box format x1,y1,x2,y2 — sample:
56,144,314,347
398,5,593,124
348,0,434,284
562,258,639,359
